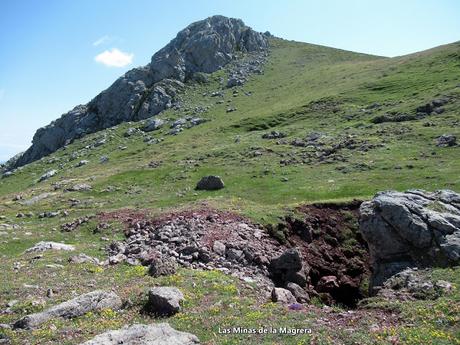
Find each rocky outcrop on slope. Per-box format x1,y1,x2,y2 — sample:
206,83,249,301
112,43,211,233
360,189,460,292
13,16,269,168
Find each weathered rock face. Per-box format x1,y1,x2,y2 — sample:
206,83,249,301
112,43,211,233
150,15,268,81
359,189,460,292
14,290,122,329
80,323,200,345
13,16,268,168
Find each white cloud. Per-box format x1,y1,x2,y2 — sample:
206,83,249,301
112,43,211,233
94,48,133,67
93,35,110,47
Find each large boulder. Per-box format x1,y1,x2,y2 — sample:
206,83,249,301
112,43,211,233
38,169,57,182
13,16,268,168
359,189,460,292
80,323,200,345
146,287,184,316
268,248,307,287
142,118,165,132
14,290,122,329
195,176,225,191
436,134,457,147
271,287,296,304
286,282,310,303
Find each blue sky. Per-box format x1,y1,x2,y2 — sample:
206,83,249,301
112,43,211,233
0,0,459,162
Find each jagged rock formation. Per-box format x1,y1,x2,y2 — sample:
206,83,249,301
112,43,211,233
360,189,460,292
13,15,268,168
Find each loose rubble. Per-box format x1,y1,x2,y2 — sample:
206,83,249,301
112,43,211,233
100,209,284,287
100,204,370,306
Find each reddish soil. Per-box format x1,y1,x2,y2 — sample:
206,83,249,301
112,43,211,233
284,200,370,307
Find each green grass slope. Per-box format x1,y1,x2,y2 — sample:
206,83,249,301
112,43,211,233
1,38,459,221
0,38,459,345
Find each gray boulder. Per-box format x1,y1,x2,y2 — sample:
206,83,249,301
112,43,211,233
271,287,296,304
80,323,199,345
142,118,165,132
146,287,184,316
377,268,453,300
360,189,460,292
212,241,226,256
124,127,139,137
148,257,177,277
25,241,75,253
66,183,92,192
436,134,457,147
68,253,100,265
39,169,57,182
2,171,13,178
196,176,224,190
171,118,187,128
268,248,306,286
14,290,122,329
13,16,268,168
75,160,89,167
190,117,207,126
286,282,310,303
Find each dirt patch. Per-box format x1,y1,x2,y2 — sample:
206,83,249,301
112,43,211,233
98,208,151,225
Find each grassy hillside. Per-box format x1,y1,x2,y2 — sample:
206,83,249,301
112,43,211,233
1,38,459,221
0,38,459,344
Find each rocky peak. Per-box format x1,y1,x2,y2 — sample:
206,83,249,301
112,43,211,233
11,15,268,169
150,15,268,82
